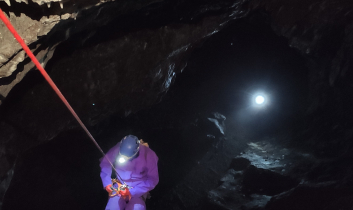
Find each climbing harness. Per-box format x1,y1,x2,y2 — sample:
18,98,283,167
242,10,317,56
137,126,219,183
0,9,126,186
109,178,132,200
109,179,122,197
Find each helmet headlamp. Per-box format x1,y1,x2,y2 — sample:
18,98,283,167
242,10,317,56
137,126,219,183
117,135,141,164
118,157,126,163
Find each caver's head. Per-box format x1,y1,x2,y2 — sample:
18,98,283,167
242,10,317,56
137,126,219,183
118,135,140,163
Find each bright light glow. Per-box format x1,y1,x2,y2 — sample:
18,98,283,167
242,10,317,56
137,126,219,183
118,157,126,163
255,95,265,104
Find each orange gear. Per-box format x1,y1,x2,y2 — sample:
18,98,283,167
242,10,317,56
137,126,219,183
105,184,113,194
108,179,122,197
109,179,131,201
119,186,132,201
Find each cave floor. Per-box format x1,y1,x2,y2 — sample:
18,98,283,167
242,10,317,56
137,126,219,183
3,113,346,210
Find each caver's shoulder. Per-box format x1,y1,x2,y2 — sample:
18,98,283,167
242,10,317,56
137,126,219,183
140,144,158,160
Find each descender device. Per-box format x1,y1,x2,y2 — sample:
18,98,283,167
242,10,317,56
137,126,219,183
109,178,132,201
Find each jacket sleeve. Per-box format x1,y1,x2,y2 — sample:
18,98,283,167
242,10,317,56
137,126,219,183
100,143,120,188
129,151,159,197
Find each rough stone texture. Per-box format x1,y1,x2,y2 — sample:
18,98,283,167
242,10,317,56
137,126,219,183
0,0,351,151
2,14,237,145
0,0,248,149
0,12,62,78
1,0,353,209
207,136,353,210
1,0,351,156
249,0,353,159
0,0,249,208
0,0,168,101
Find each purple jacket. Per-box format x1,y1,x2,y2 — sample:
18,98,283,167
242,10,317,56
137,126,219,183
100,142,159,198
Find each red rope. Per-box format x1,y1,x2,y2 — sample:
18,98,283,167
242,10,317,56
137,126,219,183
0,9,125,184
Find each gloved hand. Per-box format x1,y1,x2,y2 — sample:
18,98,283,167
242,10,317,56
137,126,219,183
119,185,132,201
105,184,113,194
106,182,123,197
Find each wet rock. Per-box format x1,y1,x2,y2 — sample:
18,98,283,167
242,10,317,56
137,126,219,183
219,169,242,185
250,0,353,161
0,1,251,207
208,112,227,135
208,166,273,210
1,0,353,209
0,5,243,152
0,0,248,178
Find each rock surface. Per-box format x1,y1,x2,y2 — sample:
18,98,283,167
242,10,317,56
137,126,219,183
1,0,353,209
0,0,249,208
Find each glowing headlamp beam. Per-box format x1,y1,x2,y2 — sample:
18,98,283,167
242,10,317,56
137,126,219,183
118,157,126,163
255,95,265,105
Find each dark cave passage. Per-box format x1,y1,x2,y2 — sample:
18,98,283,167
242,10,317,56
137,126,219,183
2,14,313,210
1,0,353,209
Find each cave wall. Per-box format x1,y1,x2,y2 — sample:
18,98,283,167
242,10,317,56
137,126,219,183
1,0,351,158
0,0,249,207
1,0,353,209
251,0,353,158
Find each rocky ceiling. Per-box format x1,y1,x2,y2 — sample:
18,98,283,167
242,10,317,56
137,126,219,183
0,0,353,209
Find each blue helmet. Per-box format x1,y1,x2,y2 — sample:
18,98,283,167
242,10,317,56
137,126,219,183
118,135,140,163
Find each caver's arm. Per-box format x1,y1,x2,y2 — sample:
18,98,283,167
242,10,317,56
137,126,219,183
100,143,120,188
128,151,159,197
